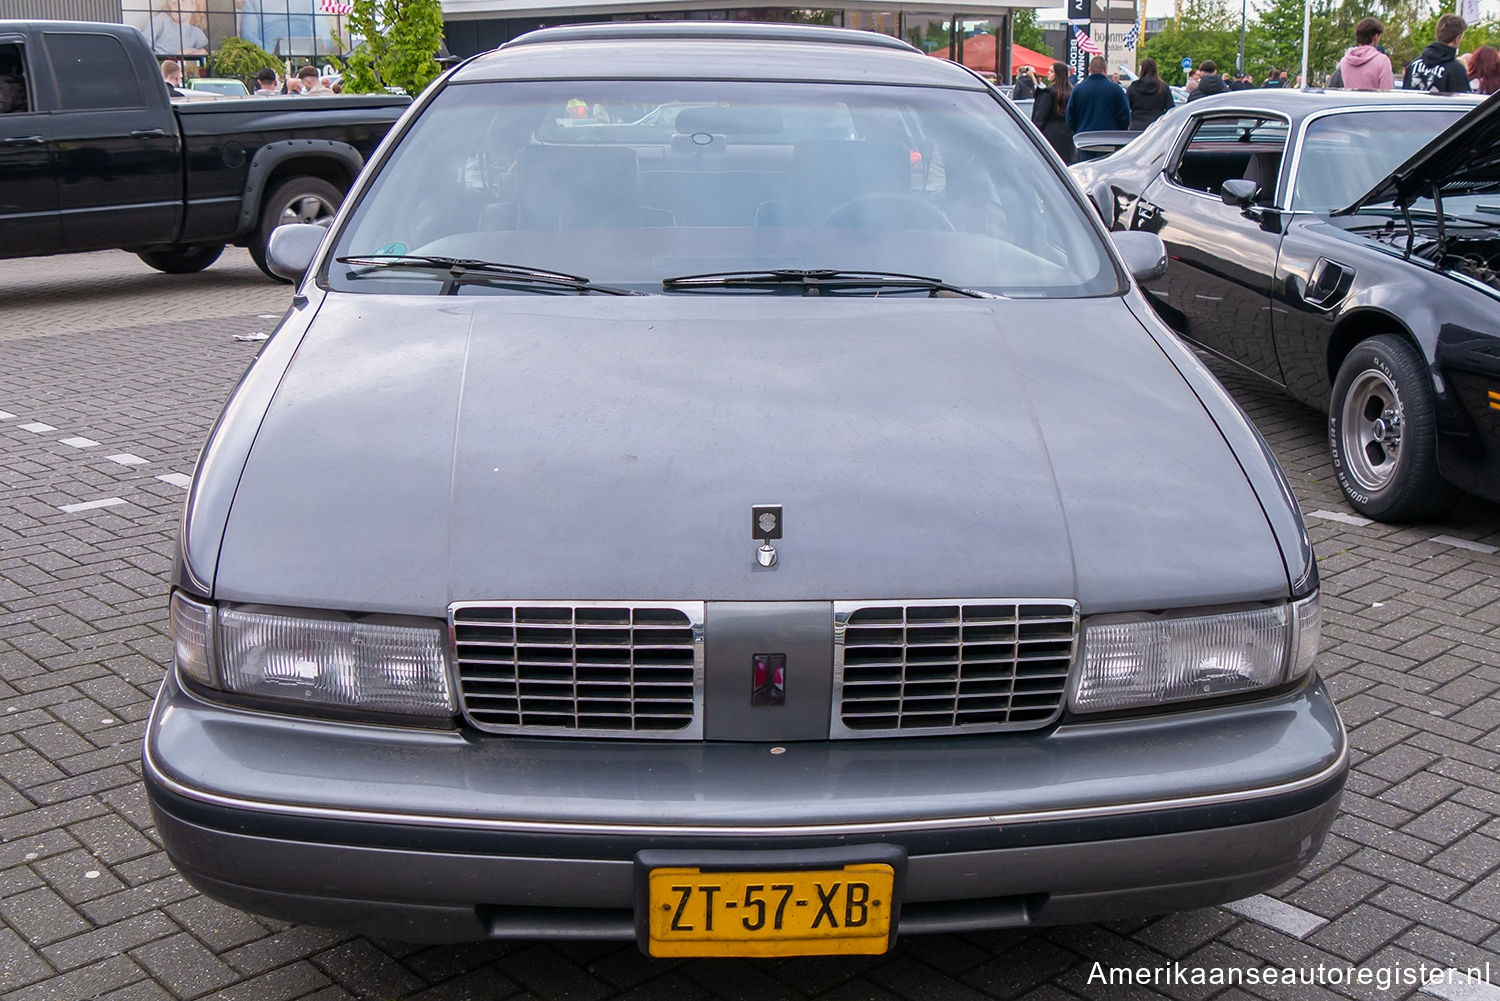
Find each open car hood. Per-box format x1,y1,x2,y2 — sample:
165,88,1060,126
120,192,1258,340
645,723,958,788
1338,91,1500,215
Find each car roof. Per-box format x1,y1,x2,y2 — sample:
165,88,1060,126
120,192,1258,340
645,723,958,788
449,22,988,89
0,19,144,35
1179,88,1484,125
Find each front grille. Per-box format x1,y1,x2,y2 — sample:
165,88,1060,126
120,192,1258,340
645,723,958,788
832,600,1079,737
450,602,704,738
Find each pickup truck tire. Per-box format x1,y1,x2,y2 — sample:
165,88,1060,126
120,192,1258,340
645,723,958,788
136,244,225,274
251,176,343,282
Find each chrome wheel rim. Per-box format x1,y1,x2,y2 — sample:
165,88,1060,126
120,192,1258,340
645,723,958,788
1340,369,1404,493
276,193,337,228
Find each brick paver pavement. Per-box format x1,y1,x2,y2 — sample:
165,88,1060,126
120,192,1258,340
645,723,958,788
0,251,1497,1001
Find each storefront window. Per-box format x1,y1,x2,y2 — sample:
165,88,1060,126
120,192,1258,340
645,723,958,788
122,0,349,68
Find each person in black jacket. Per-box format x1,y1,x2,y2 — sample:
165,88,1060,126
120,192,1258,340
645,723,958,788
1187,60,1228,100
1126,58,1174,129
1012,65,1037,100
1404,14,1470,92
1031,62,1076,163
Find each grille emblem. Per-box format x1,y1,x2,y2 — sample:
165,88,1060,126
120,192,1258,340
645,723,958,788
752,653,786,706
752,504,782,567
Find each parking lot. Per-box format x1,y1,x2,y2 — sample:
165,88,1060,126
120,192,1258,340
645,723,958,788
0,248,1497,1001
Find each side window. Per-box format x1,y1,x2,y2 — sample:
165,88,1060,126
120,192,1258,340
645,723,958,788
1167,114,1288,204
43,33,145,111
0,42,30,113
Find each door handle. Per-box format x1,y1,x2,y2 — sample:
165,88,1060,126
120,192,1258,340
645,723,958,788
130,128,166,139
1,135,45,146
1136,200,1159,221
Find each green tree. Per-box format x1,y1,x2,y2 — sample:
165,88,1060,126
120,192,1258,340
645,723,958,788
341,0,445,96
1012,8,1048,52
1377,0,1440,75
209,36,279,87
1138,0,1240,82
1247,0,1310,78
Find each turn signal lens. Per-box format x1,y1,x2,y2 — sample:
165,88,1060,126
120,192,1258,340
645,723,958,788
170,591,216,687
1289,592,1321,681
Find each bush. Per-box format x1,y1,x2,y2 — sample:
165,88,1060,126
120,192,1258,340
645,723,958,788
210,36,280,87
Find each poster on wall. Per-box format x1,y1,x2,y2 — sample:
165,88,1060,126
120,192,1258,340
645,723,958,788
238,0,339,57
123,0,209,56
122,0,344,62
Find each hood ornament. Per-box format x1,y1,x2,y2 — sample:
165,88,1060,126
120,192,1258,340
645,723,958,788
752,504,782,567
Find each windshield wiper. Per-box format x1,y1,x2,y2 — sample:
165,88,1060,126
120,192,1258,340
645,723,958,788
335,254,647,296
660,269,996,298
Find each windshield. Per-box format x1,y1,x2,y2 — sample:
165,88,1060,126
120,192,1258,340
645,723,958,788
327,80,1119,297
1291,108,1469,213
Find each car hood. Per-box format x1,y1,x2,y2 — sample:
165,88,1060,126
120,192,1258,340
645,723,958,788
1339,91,1500,214
213,294,1289,615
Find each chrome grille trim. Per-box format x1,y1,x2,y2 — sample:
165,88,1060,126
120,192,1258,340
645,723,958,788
450,601,705,739
832,599,1080,738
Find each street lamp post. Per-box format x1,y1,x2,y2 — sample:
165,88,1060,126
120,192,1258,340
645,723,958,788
1300,0,1311,87
1103,0,1110,66
1237,0,1247,75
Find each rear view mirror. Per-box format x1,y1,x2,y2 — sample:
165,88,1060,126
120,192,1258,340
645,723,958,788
1111,231,1168,282
673,106,783,135
265,223,328,282
1221,178,1258,208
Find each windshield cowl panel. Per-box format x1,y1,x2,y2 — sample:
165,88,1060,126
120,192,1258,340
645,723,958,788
326,79,1120,299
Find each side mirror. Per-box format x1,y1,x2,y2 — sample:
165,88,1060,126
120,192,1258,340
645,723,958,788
265,223,327,282
1221,178,1258,208
1111,231,1168,282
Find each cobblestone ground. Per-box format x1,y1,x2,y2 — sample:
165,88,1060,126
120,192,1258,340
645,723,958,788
0,250,1497,1001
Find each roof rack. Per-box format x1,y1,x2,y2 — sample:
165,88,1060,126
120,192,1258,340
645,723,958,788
503,22,919,54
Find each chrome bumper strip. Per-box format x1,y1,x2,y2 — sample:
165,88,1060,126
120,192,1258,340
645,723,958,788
143,728,1347,840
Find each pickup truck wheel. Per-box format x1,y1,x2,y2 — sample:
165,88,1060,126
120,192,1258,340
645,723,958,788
1328,334,1451,522
136,244,225,274
251,176,343,282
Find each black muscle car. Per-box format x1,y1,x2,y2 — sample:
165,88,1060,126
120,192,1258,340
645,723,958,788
1071,90,1500,521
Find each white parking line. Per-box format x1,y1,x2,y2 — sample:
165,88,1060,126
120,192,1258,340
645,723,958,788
0,410,14,420
1222,894,1327,938
57,498,127,514
1307,509,1374,528
18,422,57,434
1429,535,1500,556
106,453,148,466
156,473,192,488
59,436,101,449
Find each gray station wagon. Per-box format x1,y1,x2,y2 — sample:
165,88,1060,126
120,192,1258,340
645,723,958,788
145,22,1346,958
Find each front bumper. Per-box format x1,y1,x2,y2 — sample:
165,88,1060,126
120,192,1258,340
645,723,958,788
144,671,1346,944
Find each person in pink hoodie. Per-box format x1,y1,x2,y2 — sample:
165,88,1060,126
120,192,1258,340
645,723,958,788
1338,17,1394,89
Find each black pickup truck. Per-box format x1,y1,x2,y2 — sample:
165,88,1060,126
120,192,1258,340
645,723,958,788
0,20,408,279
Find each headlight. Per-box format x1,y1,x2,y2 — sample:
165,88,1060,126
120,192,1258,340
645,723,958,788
169,593,453,719
1070,593,1320,714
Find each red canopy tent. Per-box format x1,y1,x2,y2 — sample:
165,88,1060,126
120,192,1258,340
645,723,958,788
929,35,1057,80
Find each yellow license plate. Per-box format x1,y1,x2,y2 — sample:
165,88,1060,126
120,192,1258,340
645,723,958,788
646,864,895,958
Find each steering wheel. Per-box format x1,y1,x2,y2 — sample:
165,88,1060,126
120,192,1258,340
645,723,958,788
817,192,956,231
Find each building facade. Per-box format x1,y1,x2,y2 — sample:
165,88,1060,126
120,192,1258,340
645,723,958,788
18,0,1060,82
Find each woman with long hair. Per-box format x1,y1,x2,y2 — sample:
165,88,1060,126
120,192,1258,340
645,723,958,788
1032,61,1075,162
1470,45,1500,95
1126,58,1174,130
